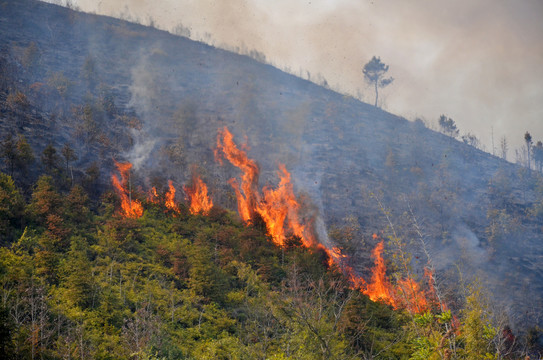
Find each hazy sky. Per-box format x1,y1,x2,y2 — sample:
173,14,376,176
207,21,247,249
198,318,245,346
47,0,543,154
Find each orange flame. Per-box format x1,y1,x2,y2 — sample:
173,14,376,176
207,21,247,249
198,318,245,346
216,127,259,223
165,180,180,214
256,164,314,247
215,128,316,248
363,240,397,307
184,173,213,215
148,187,159,204
111,160,143,218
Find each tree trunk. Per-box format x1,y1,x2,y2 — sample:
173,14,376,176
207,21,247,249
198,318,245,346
374,81,378,107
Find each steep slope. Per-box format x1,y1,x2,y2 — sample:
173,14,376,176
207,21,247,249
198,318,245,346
0,0,542,330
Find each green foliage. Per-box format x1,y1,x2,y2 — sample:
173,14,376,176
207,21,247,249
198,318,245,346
0,175,531,359
0,172,25,243
461,281,499,359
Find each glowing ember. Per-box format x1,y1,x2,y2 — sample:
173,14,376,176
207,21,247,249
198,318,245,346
165,180,180,214
111,160,143,218
184,173,213,215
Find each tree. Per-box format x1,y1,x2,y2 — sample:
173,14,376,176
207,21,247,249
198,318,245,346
462,132,480,149
362,56,394,107
61,143,77,186
533,140,543,173
15,135,34,175
41,144,59,175
500,136,508,161
1,134,34,177
0,172,25,243
1,134,17,176
525,131,532,170
438,115,459,138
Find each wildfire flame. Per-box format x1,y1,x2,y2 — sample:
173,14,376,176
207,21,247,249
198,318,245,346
216,127,259,223
363,240,397,307
215,127,316,248
165,180,180,214
111,160,143,218
148,187,159,204
184,173,213,215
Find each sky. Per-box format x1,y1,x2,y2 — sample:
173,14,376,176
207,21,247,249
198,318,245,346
46,0,543,156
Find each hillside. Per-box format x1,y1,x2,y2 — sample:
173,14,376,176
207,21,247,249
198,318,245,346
0,0,542,342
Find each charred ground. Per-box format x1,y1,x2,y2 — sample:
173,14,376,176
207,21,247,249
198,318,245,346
1,0,542,333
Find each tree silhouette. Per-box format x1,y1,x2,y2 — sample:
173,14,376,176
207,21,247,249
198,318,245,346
363,56,394,107
525,131,532,170
438,115,459,138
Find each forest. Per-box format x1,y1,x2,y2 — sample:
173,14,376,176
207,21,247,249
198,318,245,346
0,166,539,359
1,0,543,358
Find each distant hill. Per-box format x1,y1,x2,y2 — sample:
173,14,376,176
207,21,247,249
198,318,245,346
1,0,542,331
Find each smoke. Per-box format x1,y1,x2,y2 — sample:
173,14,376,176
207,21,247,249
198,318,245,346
126,129,156,171
45,0,543,151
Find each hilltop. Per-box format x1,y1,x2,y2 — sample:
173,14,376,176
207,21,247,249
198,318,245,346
0,0,542,337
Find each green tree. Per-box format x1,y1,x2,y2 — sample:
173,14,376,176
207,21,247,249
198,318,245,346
1,134,34,177
460,281,503,359
41,144,59,175
362,56,394,107
15,135,34,175
27,175,62,226
61,143,77,186
1,134,17,176
0,172,25,243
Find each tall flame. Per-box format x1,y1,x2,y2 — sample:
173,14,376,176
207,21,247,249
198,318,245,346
363,240,397,307
111,160,143,218
184,173,213,215
215,127,259,223
215,127,316,248
165,180,180,214
256,164,314,247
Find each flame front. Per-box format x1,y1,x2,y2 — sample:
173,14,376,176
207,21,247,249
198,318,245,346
184,173,213,215
214,127,437,314
111,160,143,218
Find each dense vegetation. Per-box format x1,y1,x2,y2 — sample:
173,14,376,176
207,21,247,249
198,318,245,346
0,1,543,358
0,171,541,359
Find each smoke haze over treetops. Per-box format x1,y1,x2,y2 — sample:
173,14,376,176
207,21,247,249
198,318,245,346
44,0,543,152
